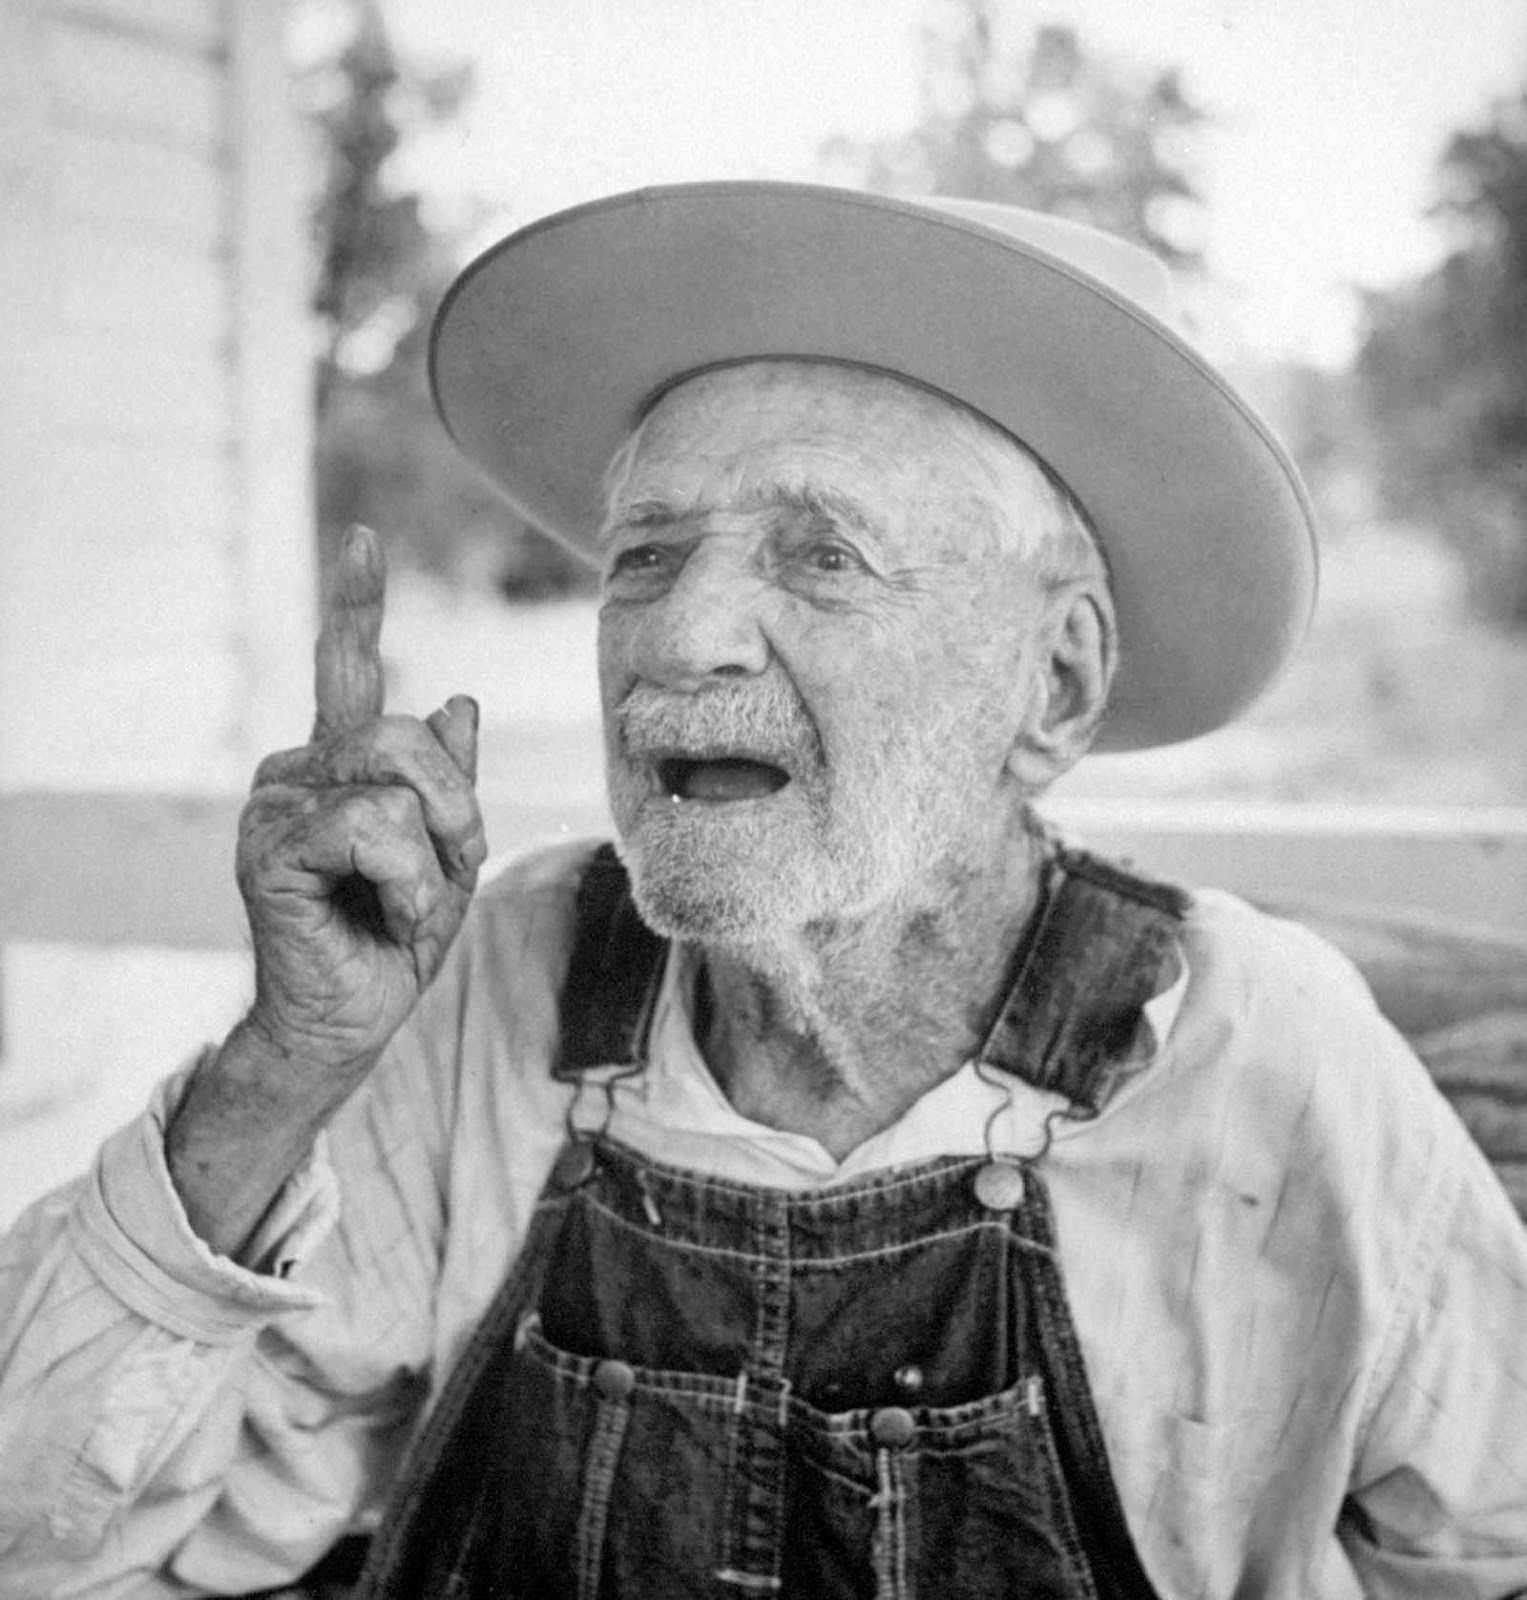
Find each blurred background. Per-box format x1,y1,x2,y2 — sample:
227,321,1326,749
2,0,1526,1220
301,0,1527,807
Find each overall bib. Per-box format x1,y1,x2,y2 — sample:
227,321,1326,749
355,845,1185,1599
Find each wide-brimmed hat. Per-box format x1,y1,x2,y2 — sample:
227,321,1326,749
430,181,1318,751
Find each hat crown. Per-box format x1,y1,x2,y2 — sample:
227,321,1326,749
923,196,1180,324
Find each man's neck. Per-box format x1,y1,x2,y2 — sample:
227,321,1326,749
697,819,1051,1160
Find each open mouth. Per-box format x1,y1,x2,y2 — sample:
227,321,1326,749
656,756,792,803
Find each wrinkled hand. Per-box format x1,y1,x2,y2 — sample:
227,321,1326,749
237,524,487,1072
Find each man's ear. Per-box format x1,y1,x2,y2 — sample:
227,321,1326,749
1007,580,1118,792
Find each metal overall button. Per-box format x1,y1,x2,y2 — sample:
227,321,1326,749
973,1160,1026,1211
592,1359,637,1401
553,1140,599,1191
869,1407,917,1449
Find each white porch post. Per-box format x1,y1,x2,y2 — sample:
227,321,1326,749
228,0,318,758
0,0,315,1116
0,0,59,1088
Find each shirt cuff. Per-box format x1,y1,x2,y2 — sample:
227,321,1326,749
67,1054,338,1343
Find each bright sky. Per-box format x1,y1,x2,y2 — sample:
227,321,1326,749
376,0,1527,367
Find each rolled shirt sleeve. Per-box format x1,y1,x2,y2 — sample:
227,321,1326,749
0,1049,426,1598
1343,1127,1527,1595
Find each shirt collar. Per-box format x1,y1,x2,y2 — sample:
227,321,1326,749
577,933,1190,1178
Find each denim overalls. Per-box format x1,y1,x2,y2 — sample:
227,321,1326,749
355,845,1185,1599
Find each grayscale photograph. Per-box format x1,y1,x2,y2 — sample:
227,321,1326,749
1,1,1525,1595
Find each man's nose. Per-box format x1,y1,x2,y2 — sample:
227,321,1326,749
637,541,770,688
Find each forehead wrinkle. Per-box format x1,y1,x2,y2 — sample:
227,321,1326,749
597,359,1079,568
602,472,884,546
733,478,878,534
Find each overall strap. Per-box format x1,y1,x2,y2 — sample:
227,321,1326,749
555,842,669,1078
977,846,1189,1114
554,840,1189,1110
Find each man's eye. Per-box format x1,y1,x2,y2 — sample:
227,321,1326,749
802,542,859,574
608,543,671,578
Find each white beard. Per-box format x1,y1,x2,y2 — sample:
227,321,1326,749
606,679,976,950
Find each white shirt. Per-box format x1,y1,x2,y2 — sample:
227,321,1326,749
1,839,1525,1598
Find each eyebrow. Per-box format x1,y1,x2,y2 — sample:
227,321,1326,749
600,481,879,545
769,482,875,533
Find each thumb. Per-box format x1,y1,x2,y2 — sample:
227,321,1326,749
427,694,480,784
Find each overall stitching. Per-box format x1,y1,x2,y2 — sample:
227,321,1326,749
575,1390,632,1600
722,1186,792,1591
869,1447,916,1600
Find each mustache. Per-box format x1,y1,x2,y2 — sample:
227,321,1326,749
616,680,820,765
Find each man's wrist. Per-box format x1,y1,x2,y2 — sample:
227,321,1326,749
235,999,387,1087
164,1015,371,1264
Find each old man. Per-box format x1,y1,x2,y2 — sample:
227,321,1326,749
2,183,1526,1598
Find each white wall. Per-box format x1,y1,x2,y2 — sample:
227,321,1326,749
0,0,315,1162
0,0,315,791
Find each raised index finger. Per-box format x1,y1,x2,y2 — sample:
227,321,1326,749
313,524,387,742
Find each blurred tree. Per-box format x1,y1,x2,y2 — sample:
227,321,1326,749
821,1,1208,268
1245,360,1373,527
294,0,593,598
1356,86,1527,625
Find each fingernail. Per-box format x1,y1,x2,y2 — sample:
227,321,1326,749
450,833,486,881
345,523,383,570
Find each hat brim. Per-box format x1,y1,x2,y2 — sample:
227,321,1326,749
430,181,1318,752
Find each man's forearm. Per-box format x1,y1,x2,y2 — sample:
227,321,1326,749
165,1015,378,1264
